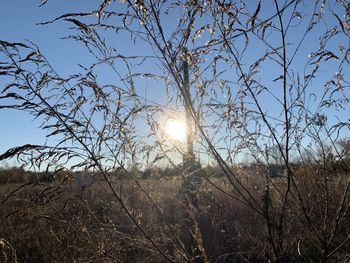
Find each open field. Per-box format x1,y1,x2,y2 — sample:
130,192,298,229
1,167,350,262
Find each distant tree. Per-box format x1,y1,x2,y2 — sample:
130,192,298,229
338,138,350,159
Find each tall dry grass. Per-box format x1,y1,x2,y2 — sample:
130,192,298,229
0,165,349,262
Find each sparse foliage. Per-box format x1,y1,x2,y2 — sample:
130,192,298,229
1,0,350,262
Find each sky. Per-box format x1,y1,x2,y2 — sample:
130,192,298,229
0,1,96,166
0,0,175,168
1,0,350,169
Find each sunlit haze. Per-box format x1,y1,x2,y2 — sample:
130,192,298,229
164,118,187,142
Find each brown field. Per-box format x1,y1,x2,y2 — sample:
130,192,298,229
0,167,350,262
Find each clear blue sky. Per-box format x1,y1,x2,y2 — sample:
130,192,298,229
0,1,97,166
0,0,172,167
1,1,349,168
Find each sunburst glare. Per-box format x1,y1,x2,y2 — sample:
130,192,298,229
164,118,187,141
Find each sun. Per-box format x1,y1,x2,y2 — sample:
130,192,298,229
164,118,187,141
